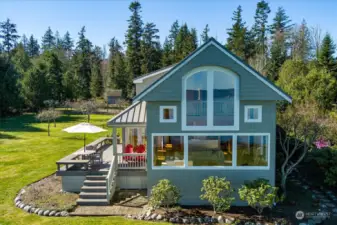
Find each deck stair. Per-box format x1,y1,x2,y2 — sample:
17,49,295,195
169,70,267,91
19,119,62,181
77,174,109,206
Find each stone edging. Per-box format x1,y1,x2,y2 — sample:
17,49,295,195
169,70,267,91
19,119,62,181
14,188,69,217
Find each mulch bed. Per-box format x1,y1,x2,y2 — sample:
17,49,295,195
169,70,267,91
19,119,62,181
21,174,78,211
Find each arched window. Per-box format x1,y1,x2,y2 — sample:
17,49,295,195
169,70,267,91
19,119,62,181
182,67,239,130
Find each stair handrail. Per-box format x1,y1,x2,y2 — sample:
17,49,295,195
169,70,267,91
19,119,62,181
106,154,117,201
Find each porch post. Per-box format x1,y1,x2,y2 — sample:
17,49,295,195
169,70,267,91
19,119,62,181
122,127,126,152
112,127,117,156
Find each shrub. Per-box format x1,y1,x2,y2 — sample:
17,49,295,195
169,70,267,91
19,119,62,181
238,178,279,214
310,147,337,187
200,176,235,214
149,179,181,210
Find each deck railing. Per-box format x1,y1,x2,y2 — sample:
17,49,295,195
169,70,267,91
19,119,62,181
116,153,147,170
106,154,117,201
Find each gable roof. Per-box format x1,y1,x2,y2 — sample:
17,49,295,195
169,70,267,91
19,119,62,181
133,37,292,103
133,64,176,84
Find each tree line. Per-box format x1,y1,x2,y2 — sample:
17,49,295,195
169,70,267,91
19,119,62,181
1,0,337,117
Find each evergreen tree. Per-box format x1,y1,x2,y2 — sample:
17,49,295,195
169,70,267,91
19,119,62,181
55,31,63,49
22,60,50,110
42,51,64,102
0,18,20,55
90,46,103,97
11,43,31,76
226,6,247,60
108,37,122,88
74,26,93,99
267,7,292,80
21,34,29,51
201,24,210,44
251,0,270,56
114,52,130,99
318,33,337,74
290,20,313,61
62,31,74,58
26,35,40,57
175,23,197,61
162,37,173,66
125,1,143,78
41,27,55,51
0,55,22,116
168,20,180,62
141,22,161,74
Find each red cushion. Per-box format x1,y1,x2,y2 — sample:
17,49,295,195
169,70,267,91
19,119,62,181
135,144,146,153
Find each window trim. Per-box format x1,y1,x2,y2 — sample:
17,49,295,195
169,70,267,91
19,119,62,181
151,133,270,170
181,66,240,131
159,106,177,123
244,105,262,123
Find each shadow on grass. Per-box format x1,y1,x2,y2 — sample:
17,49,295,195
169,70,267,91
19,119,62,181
0,114,46,132
0,132,20,140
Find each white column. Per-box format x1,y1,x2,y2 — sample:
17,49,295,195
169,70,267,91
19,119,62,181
113,127,117,156
122,127,126,151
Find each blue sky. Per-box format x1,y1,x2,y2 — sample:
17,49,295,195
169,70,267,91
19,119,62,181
0,0,336,50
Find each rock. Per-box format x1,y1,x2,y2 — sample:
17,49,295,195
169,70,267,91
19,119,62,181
15,196,21,203
256,222,263,225
176,217,183,224
197,217,203,224
204,216,211,223
49,211,56,216
15,201,21,207
145,211,151,217
20,203,25,209
326,203,336,207
138,214,145,220
55,212,61,217
29,207,35,213
226,217,235,224
211,217,218,223
169,217,175,223
182,218,190,224
38,210,44,216
23,205,31,212
190,217,198,224
34,208,40,214
60,211,69,217
43,210,50,216
218,216,224,224
150,213,157,220
156,214,163,220
20,189,26,195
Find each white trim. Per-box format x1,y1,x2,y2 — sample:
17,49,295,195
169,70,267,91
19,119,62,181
159,106,177,123
244,105,262,123
151,133,270,170
182,66,239,131
133,39,291,103
133,66,174,84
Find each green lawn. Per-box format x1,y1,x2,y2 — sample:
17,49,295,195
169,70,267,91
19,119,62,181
0,113,159,225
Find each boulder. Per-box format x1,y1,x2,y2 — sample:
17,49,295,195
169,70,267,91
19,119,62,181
156,214,163,220
61,211,69,217
145,211,151,217
34,208,40,214
55,212,61,217
211,217,218,223
20,203,25,209
182,218,190,224
43,210,50,216
169,217,176,223
15,196,21,203
38,210,44,216
23,205,31,212
218,216,224,224
49,211,56,216
197,217,203,224
29,207,36,213
150,213,157,220
226,217,235,224
15,201,21,207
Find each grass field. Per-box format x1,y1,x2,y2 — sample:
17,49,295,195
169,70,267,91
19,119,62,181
0,113,160,225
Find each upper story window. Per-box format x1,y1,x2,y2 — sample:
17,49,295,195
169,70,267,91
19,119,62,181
244,105,262,123
182,67,239,130
160,106,177,123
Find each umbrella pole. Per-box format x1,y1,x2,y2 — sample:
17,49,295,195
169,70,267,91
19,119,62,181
84,133,86,152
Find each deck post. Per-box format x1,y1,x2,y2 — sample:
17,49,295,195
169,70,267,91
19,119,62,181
112,127,117,156
122,127,126,153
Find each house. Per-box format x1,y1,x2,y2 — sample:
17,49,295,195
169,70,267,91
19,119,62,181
107,38,291,205
56,38,291,206
105,89,122,104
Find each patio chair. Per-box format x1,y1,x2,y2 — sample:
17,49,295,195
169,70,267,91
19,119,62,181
135,144,146,161
123,144,133,161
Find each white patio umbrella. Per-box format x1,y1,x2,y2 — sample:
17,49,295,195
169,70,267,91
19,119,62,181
63,122,107,151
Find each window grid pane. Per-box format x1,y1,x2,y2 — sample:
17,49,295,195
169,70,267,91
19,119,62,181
188,136,233,166
153,136,184,166
236,135,268,166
